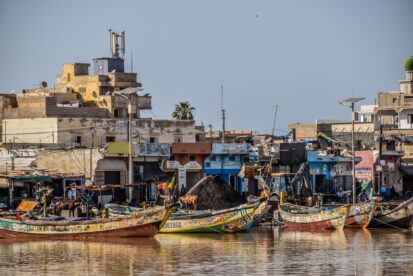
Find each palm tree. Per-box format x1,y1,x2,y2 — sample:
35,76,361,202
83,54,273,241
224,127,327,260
172,101,195,120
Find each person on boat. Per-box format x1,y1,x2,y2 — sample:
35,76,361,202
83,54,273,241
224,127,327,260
180,186,187,196
390,186,397,200
67,188,74,200
337,190,347,203
357,190,369,203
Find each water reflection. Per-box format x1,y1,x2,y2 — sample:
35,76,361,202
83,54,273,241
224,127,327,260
0,228,412,275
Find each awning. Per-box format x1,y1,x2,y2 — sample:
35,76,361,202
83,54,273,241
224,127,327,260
14,175,52,182
134,162,169,182
0,177,9,188
73,185,128,191
400,166,413,176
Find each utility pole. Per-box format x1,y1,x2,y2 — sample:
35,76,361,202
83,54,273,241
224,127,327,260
89,126,95,184
131,51,133,73
271,105,279,143
351,101,356,204
339,97,364,204
221,82,226,143
378,124,383,195
114,88,140,203
128,99,134,202
208,124,213,142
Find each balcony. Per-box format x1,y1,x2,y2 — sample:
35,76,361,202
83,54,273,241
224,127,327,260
138,96,152,110
403,97,413,107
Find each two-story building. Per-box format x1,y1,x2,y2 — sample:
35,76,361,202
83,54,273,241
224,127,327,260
307,151,361,196
204,143,250,194
374,57,413,195
161,142,212,191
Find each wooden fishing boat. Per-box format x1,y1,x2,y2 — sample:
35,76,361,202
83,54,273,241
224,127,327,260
160,203,262,233
368,198,413,229
279,204,350,231
250,201,271,228
0,205,175,238
345,200,377,228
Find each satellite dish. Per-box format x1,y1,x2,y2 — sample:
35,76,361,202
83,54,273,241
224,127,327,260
41,81,48,88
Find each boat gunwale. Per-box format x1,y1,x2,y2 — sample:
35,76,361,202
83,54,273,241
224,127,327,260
160,203,259,233
279,204,349,217
168,204,256,221
0,206,166,227
375,198,413,218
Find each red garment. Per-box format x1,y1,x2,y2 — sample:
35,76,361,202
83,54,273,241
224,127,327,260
157,183,168,190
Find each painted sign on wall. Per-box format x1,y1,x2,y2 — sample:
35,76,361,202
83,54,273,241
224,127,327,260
212,143,249,154
178,166,186,189
136,143,170,157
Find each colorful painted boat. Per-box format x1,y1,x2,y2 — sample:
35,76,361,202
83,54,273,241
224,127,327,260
345,200,377,228
0,205,174,238
160,203,261,233
279,204,350,231
250,201,271,228
368,198,413,229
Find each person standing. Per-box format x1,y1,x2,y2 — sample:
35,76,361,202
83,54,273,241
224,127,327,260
357,190,368,203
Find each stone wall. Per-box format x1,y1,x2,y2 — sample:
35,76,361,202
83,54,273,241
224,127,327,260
36,148,103,185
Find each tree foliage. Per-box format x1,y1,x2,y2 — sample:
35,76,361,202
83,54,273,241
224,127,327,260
172,101,195,120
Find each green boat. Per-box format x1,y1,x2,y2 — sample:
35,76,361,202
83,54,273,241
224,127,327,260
160,201,268,233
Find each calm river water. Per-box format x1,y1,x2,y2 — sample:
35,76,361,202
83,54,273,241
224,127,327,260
0,228,412,275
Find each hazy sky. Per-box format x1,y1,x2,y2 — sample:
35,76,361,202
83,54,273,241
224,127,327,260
1,0,412,135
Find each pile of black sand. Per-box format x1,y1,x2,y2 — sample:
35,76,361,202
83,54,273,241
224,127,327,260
185,176,246,210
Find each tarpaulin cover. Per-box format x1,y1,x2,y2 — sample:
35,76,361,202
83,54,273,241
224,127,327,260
14,175,52,182
17,200,39,211
400,166,413,176
279,143,306,165
134,162,169,182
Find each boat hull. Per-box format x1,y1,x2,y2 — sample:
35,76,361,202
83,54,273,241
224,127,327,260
0,206,172,238
160,204,259,233
369,198,413,229
280,205,349,231
251,202,271,228
345,200,377,228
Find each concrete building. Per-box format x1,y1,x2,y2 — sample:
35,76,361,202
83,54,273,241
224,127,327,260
289,118,375,150
373,57,413,195
162,142,212,190
204,143,250,194
3,117,197,148
0,31,199,205
375,57,413,158
307,151,360,196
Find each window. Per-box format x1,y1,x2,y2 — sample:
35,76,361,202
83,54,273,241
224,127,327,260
393,98,397,104
67,73,71,82
189,155,195,161
114,109,119,118
210,155,216,161
74,136,82,145
149,137,156,143
229,155,235,161
106,136,115,143
195,134,200,142
408,114,413,124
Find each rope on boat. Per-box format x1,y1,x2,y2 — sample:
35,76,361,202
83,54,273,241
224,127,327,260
370,217,411,232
